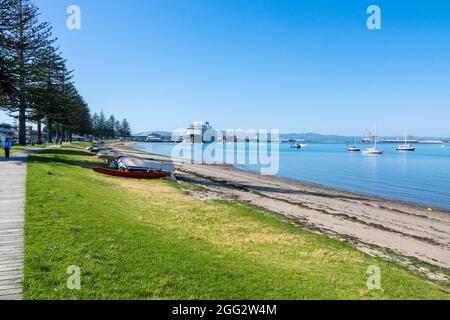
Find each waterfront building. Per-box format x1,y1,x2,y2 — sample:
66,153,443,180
0,123,18,144
146,133,164,142
183,121,216,143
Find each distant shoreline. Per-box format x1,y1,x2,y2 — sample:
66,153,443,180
127,141,450,212
115,141,450,271
130,141,450,212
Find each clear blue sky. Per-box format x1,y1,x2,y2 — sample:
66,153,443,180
2,0,450,136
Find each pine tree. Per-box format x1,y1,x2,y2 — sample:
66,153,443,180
0,0,55,145
119,118,131,137
91,112,99,135
61,86,92,139
0,56,16,99
97,111,107,138
0,0,16,101
30,44,66,143
107,115,116,138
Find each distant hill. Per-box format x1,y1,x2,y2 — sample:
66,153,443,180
281,133,449,143
133,131,173,137
280,133,358,143
133,130,449,143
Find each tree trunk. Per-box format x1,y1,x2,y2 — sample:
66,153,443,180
18,105,26,145
37,120,42,144
18,7,27,146
47,119,53,143
55,124,59,143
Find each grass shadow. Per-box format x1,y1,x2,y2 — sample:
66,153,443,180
28,154,100,169
37,149,94,157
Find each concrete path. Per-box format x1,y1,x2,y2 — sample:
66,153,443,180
0,153,27,300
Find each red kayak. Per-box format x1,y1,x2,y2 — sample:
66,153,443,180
93,168,170,179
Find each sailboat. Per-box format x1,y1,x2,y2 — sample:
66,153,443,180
347,138,360,152
396,128,415,152
362,126,383,155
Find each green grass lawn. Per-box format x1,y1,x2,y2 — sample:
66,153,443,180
23,144,450,299
0,144,46,155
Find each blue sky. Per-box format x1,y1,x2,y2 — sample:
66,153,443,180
2,0,450,136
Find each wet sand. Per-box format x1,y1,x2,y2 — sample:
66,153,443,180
115,143,450,272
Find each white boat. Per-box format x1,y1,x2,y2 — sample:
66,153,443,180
363,125,383,155
291,143,302,149
117,157,175,172
347,138,360,152
362,147,383,155
396,128,415,152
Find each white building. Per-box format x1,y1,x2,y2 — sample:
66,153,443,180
183,121,216,143
0,123,17,146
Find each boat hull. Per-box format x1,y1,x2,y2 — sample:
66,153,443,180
93,168,170,179
362,150,383,155
396,148,415,152
396,147,415,151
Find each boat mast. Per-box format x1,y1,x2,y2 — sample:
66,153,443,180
374,124,377,149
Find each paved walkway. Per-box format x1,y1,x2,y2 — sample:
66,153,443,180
0,153,28,300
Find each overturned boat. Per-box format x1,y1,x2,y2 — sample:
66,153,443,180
93,168,170,179
93,152,176,179
117,157,175,173
87,146,112,153
97,150,125,161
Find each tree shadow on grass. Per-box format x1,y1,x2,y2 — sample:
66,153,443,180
28,154,100,169
37,149,94,157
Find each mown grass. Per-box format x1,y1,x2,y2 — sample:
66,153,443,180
0,144,46,155
23,144,450,299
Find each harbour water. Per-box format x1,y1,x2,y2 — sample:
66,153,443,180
135,142,450,210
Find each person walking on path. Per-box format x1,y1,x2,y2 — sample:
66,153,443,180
3,140,12,160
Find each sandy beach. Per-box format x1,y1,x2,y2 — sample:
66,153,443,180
117,143,450,274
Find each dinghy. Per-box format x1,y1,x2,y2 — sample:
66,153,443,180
93,168,170,179
117,157,175,173
97,150,125,160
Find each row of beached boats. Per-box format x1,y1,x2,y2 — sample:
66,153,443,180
87,145,175,179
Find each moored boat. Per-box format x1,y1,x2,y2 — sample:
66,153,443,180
363,125,383,155
362,147,383,155
347,138,360,152
396,144,415,152
396,129,415,152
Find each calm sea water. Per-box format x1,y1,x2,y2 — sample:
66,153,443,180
135,142,450,210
